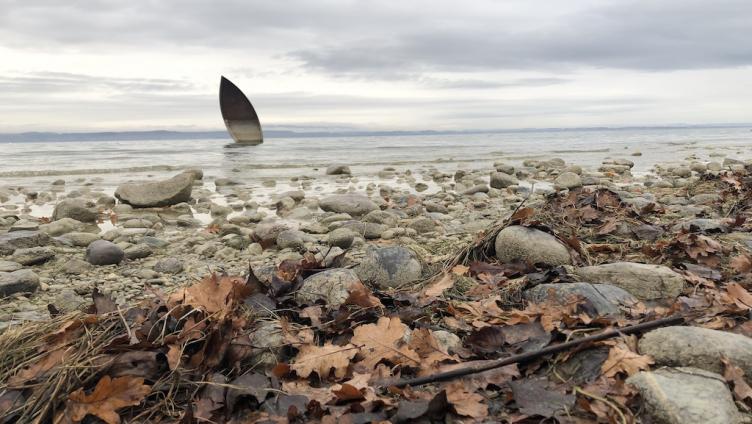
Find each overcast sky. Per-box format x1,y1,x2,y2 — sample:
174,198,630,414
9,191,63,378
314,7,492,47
0,0,751,132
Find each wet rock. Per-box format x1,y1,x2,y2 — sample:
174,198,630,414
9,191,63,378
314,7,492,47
0,260,22,272
11,247,55,266
326,164,352,175
0,269,39,296
39,217,85,236
115,172,194,207
569,262,684,300
494,163,515,175
183,167,204,180
674,218,727,234
490,172,518,189
673,167,692,178
525,283,638,316
223,234,250,250
495,226,571,267
52,289,87,312
124,244,153,260
424,202,448,214
60,258,91,275
154,257,183,274
363,210,399,227
408,217,436,233
52,198,98,223
319,194,378,217
254,222,290,246
59,232,100,247
339,221,387,240
248,320,284,370
639,326,752,376
276,230,308,250
553,172,582,190
627,367,741,424
9,220,39,232
296,268,361,308
632,224,665,241
356,246,422,289
214,177,241,187
462,184,489,195
0,231,52,255
85,240,125,265
327,227,356,249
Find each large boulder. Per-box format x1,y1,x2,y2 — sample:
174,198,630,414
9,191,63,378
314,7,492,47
356,246,422,289
0,231,52,255
326,164,352,175
525,283,638,316
52,198,98,223
0,269,40,297
495,226,571,266
85,240,124,265
115,172,194,207
319,194,378,217
296,268,362,308
627,367,742,424
639,326,752,376
569,262,684,300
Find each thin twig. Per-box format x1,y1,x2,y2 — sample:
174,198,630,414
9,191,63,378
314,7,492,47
382,315,684,388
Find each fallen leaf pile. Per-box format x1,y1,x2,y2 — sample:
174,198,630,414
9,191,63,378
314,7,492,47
2,169,752,423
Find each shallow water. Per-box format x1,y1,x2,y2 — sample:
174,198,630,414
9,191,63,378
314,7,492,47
1,127,750,193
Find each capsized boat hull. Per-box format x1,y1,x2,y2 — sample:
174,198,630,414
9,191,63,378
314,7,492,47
219,76,263,145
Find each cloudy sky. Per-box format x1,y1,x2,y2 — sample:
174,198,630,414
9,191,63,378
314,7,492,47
0,0,751,132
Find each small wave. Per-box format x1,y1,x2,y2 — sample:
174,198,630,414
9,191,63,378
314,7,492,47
0,165,184,177
550,148,610,153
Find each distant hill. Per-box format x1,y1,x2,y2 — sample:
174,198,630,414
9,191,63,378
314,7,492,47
0,124,749,143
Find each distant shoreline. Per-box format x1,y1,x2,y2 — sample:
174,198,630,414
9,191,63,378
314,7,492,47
0,124,750,143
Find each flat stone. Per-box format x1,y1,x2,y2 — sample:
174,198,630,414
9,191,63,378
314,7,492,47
124,244,153,260
319,194,378,217
296,268,361,308
356,246,422,289
276,230,308,250
0,231,52,255
639,326,752,376
60,258,92,275
569,262,684,300
627,367,741,424
0,269,40,296
339,221,387,239
0,260,22,272
85,240,124,265
39,217,85,236
525,283,638,316
58,232,100,247
52,198,98,223
11,247,55,265
495,225,572,266
115,172,194,207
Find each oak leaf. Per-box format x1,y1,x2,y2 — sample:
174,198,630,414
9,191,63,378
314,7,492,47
351,317,420,368
731,254,752,274
65,376,151,424
291,343,357,379
421,273,455,298
601,344,653,377
168,274,252,315
722,356,752,401
444,381,488,419
726,283,752,309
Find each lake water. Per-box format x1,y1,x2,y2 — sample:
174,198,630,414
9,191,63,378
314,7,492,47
1,127,750,192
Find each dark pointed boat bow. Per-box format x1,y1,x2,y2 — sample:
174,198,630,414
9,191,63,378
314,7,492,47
219,76,264,145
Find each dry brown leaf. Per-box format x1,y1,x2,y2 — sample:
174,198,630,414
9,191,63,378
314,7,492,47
168,274,252,315
408,328,458,372
422,273,455,298
9,348,67,386
444,381,488,419
731,254,752,274
722,356,752,401
451,265,469,276
291,343,357,379
351,317,420,369
601,344,653,377
64,376,151,424
344,281,383,308
726,283,752,309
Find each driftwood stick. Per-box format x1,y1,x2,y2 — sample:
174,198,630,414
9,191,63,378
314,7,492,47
386,315,684,388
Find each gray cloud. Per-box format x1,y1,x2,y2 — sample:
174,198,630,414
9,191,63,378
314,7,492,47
1,0,750,74
0,72,196,94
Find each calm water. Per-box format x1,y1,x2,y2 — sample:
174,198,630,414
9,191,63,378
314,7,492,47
1,127,750,191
